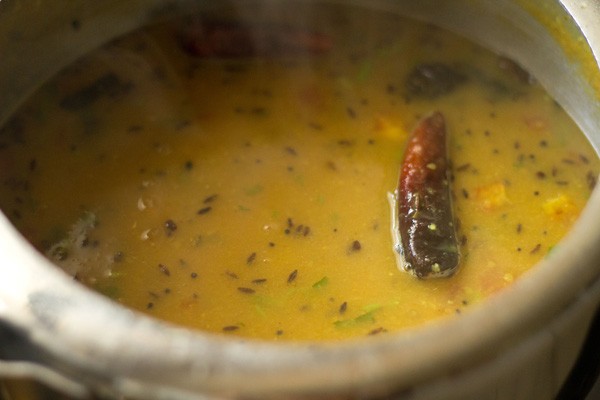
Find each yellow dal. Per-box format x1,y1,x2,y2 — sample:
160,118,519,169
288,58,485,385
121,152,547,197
0,6,597,341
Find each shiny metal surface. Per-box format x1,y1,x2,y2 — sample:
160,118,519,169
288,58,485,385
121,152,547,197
0,1,599,399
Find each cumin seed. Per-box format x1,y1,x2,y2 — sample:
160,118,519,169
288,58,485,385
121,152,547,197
223,325,239,332
246,252,257,265
308,122,323,130
197,206,212,215
287,269,298,284
203,194,218,204
456,163,471,172
285,146,297,156
251,107,267,115
339,301,348,314
158,263,170,276
368,327,387,336
587,171,597,190
238,287,255,294
164,219,177,236
225,270,239,279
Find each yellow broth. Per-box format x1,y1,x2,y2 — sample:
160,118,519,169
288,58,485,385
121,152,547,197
0,5,597,341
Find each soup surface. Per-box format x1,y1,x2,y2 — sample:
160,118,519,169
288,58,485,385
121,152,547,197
0,5,597,341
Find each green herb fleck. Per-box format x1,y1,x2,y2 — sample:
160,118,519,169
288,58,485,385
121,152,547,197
334,305,381,329
245,184,264,196
312,276,329,289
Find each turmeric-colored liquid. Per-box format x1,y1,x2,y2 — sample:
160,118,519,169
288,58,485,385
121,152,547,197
0,5,597,341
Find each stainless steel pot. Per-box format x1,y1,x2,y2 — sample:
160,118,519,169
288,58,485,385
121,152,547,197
0,1,600,399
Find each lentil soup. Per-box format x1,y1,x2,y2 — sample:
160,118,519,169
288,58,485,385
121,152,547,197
0,5,597,341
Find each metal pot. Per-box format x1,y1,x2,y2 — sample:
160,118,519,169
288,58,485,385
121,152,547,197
0,1,599,399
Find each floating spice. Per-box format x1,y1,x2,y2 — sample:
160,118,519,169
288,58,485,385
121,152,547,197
225,270,239,279
222,325,239,332
456,163,471,172
197,206,212,215
285,146,298,156
158,263,171,276
164,219,177,236
287,269,298,284
368,327,387,336
391,112,460,278
587,171,597,190
337,139,354,147
405,63,467,99
203,194,218,204
284,217,311,237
